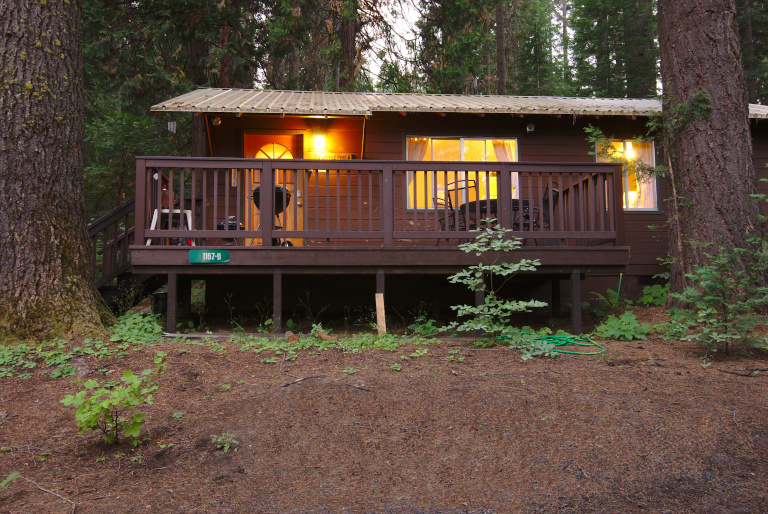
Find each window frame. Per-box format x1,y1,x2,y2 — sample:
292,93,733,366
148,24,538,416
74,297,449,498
595,139,660,213
405,135,519,211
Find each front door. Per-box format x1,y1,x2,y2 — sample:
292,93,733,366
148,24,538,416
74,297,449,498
244,134,304,246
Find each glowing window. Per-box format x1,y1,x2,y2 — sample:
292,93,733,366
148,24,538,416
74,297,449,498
597,140,658,210
406,137,518,209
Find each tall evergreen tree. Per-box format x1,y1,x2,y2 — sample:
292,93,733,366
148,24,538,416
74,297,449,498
262,0,398,92
0,0,112,341
571,0,657,97
737,0,768,103
658,0,766,293
416,0,497,94
508,0,566,95
82,0,261,215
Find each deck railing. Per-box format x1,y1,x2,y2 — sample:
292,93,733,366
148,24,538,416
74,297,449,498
134,157,624,248
88,197,135,287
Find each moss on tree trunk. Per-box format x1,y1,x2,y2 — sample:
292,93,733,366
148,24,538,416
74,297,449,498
0,0,112,343
658,0,767,294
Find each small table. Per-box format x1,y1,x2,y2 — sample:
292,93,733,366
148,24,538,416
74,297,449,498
457,199,534,229
146,209,194,246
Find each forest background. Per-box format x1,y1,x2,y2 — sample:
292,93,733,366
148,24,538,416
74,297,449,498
85,0,768,219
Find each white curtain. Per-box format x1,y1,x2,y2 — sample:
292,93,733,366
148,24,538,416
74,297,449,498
492,140,518,198
407,138,431,208
408,138,429,161
629,143,656,209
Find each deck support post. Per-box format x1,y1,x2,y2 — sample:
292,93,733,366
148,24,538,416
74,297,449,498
474,272,485,308
273,267,282,333
178,276,192,319
166,271,177,333
570,268,582,334
551,279,561,318
376,268,385,296
474,274,486,338
376,268,386,334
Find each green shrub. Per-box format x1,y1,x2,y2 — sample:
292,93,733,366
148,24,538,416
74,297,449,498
594,311,651,341
110,313,164,345
667,244,768,355
637,283,669,306
448,222,548,342
61,351,167,445
211,432,238,452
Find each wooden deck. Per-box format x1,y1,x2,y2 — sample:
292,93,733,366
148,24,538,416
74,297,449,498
92,157,630,333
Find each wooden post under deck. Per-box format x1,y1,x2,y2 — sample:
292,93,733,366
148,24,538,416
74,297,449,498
376,268,386,334
166,271,177,333
273,267,282,333
570,267,582,334
551,279,561,318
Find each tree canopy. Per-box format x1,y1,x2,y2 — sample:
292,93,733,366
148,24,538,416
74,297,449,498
80,0,768,217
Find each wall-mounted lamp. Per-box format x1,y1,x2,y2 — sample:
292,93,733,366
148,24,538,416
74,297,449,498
167,121,177,134
211,116,222,126
526,123,535,134
624,142,636,160
314,134,326,151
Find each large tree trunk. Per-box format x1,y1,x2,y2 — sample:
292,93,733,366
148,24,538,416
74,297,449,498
738,0,757,102
658,0,765,294
495,3,507,96
0,0,111,342
338,15,358,91
190,35,209,157
625,0,656,97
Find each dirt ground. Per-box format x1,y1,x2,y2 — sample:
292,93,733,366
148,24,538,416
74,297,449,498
2,308,768,513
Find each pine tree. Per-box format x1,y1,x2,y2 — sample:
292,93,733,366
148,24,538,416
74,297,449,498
571,0,657,97
0,0,112,341
658,0,766,293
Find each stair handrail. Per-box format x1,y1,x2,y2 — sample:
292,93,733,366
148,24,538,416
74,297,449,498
88,197,136,289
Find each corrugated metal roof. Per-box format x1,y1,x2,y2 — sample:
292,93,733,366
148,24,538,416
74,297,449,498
151,88,768,119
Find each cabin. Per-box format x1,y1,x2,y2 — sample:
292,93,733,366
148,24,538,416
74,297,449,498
89,89,768,334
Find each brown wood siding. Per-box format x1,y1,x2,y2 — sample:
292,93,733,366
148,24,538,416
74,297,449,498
189,111,768,278
361,112,668,276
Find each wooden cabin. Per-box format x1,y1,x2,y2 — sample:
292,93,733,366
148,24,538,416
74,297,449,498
91,90,768,334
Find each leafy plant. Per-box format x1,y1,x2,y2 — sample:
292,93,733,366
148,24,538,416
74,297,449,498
1,472,20,489
637,283,669,306
594,311,651,341
407,314,441,336
667,243,768,355
390,363,402,371
110,313,164,345
448,222,547,340
211,432,238,452
61,352,167,445
343,368,357,375
583,288,633,318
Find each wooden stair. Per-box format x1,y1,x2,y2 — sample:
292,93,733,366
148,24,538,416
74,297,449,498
88,197,163,313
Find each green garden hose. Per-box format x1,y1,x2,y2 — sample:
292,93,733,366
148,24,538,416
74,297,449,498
497,332,606,355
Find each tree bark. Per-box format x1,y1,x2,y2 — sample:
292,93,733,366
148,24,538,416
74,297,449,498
190,35,209,157
0,0,111,342
495,3,507,95
338,14,358,91
625,0,656,97
738,0,757,102
658,0,765,294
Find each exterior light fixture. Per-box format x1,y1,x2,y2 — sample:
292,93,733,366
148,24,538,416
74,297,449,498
526,123,535,133
211,116,222,126
625,142,636,160
314,134,326,151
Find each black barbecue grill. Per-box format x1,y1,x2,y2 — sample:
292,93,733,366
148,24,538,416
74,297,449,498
253,185,292,246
